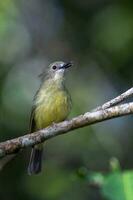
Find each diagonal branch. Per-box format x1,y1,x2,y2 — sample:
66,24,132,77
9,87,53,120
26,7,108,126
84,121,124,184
93,87,133,111
0,102,133,158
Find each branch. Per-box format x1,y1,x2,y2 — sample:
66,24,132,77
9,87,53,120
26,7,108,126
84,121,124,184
0,155,16,171
93,87,133,111
0,102,133,158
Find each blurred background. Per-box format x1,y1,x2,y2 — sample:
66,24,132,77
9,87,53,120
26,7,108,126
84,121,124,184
0,0,133,199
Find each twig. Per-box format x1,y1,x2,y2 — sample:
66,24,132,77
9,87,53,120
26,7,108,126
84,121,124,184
0,102,133,158
0,155,16,171
93,87,133,111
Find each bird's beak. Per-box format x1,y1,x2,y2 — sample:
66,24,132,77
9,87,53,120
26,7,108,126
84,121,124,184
59,61,73,69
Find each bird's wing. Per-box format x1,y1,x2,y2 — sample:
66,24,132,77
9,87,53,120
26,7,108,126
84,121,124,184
29,106,36,133
29,89,39,133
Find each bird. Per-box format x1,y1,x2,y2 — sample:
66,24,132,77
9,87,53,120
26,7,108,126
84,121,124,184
28,61,72,175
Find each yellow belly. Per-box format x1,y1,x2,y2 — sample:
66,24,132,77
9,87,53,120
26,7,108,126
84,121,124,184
34,90,71,129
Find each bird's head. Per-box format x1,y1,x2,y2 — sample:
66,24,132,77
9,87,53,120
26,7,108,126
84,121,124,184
39,61,73,86
48,61,72,81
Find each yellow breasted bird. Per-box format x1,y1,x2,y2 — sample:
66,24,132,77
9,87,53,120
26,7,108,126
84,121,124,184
28,61,72,175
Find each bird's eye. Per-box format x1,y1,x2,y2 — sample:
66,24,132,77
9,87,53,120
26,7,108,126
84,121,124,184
52,65,57,70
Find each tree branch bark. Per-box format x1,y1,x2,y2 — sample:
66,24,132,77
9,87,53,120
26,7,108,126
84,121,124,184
93,87,133,111
0,102,133,158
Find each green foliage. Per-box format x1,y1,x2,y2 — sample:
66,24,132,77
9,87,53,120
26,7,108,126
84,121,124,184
102,170,133,200
77,158,133,200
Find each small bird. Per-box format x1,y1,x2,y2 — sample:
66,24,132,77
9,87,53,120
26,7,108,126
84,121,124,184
28,61,72,175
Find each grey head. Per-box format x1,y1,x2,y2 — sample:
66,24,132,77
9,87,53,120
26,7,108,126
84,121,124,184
40,61,73,81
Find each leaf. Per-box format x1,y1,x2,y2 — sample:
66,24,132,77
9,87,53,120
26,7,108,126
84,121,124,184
102,170,133,200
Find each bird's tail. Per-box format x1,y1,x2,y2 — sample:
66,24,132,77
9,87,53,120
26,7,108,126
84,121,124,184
28,145,43,175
